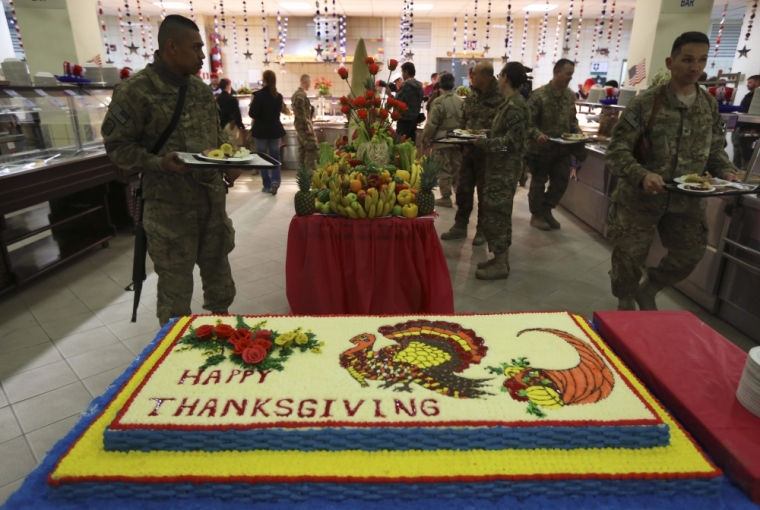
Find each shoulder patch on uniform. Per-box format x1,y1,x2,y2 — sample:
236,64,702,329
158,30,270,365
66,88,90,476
102,118,116,136
507,114,521,126
108,102,131,125
624,111,640,128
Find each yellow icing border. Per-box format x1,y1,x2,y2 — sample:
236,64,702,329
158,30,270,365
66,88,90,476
50,315,718,482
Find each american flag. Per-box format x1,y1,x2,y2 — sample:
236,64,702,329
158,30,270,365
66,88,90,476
89,54,103,67
628,59,646,86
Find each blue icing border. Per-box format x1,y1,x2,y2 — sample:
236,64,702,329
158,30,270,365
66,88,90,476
3,317,757,510
102,423,671,452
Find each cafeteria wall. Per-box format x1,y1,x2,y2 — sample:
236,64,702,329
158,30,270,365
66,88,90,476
729,1,760,106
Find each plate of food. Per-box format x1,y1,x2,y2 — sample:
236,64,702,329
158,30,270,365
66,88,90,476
196,144,254,163
453,129,488,138
561,133,590,140
677,182,714,192
674,173,730,187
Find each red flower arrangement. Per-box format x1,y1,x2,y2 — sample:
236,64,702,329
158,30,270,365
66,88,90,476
336,56,408,141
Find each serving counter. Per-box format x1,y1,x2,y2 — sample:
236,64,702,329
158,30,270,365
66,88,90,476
559,104,760,344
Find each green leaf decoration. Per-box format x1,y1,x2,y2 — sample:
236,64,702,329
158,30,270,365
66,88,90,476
200,353,227,371
526,401,547,418
235,315,248,330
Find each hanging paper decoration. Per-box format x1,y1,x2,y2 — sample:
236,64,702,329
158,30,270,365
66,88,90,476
574,0,584,64
507,6,514,62
504,3,512,62
124,0,133,42
97,1,110,63
472,0,478,51
243,0,251,60
211,4,222,72
316,1,323,59
712,2,727,63
136,0,148,59
159,0,166,20
452,17,457,72
399,0,408,60
281,15,288,72
220,0,226,32
747,2,758,40
233,15,239,63
484,0,491,54
261,1,269,66
118,8,130,63
407,0,415,60
332,0,337,64
552,12,562,64
598,0,606,47
339,15,346,66
277,11,282,63
322,0,329,63
147,16,154,57
606,0,615,46
614,9,623,61
540,0,549,58
462,12,468,65
189,0,195,22
590,18,599,60
521,11,529,64
564,0,573,54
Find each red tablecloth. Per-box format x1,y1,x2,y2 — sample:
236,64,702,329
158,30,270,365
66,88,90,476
594,311,760,505
286,215,454,315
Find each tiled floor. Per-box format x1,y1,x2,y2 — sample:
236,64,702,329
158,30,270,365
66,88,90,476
0,169,757,504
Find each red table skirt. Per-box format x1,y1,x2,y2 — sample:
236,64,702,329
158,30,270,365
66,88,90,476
286,215,454,315
594,311,760,505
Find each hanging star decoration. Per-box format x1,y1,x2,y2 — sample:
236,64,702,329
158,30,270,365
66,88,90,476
738,45,751,58
244,49,253,60
574,59,580,65
315,44,324,56
263,56,270,66
142,52,151,60
563,45,571,53
222,37,229,47
127,42,140,54
501,54,509,63
539,50,546,57
106,58,114,64
483,44,490,55
711,62,716,68
405,50,414,61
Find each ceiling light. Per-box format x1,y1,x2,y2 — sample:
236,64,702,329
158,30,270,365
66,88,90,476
414,3,434,10
279,2,312,9
152,2,191,9
522,3,558,11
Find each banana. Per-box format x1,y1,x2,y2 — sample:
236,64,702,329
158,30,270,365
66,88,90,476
381,201,390,216
388,191,396,209
388,181,396,194
329,201,338,214
369,204,376,219
336,204,346,216
371,188,379,206
354,202,367,219
376,199,385,217
364,196,372,214
346,206,358,219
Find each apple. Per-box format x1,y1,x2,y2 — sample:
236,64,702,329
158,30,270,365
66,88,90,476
321,203,332,214
391,205,403,216
346,193,358,204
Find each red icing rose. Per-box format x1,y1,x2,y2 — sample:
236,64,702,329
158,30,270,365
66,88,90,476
234,328,253,342
257,330,273,341
253,338,273,352
195,325,214,340
233,337,254,355
215,324,234,339
242,345,267,365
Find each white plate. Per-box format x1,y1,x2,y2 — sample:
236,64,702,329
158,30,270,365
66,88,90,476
196,154,255,163
674,176,730,186
453,129,487,138
677,183,714,193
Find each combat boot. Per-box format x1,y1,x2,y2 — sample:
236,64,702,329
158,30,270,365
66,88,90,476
472,231,486,246
617,297,636,311
477,258,495,269
530,215,552,231
441,224,467,240
476,251,509,280
435,196,453,208
544,210,561,229
635,275,663,311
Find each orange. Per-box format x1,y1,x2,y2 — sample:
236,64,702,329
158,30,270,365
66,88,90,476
350,179,363,193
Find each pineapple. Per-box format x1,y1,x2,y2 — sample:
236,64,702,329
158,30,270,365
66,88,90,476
416,157,441,216
295,165,315,216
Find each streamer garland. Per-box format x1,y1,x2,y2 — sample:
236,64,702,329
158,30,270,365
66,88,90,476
147,16,154,57
484,0,491,54
521,11,529,64
473,0,478,50
340,15,346,65
462,12,468,65
233,15,239,63
97,1,110,63
407,0,415,60
452,16,457,72
552,12,562,64
574,0,584,64
540,0,549,57
124,0,133,42
118,8,130,63
220,0,226,32
712,2,727,63
189,0,195,22
747,2,758,40
158,0,165,20
507,6,514,62
590,17,599,60
136,0,148,59
400,0,408,60
243,0,251,59
564,0,573,54
598,0,606,45
7,1,22,55
262,1,269,66
277,11,282,64
614,9,623,60
323,0,329,63
504,3,512,62
332,0,337,63
606,0,615,46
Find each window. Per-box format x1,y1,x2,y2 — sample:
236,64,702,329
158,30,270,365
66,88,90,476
411,21,432,49
708,20,742,60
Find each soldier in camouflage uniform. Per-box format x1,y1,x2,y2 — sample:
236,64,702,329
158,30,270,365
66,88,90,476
292,74,319,171
440,62,505,245
473,63,532,280
526,59,586,231
421,72,463,208
101,15,238,326
606,32,739,311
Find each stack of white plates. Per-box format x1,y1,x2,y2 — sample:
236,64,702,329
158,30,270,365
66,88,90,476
736,346,760,418
587,88,603,104
34,72,58,86
618,87,637,107
101,65,119,86
1,58,32,86
83,63,103,84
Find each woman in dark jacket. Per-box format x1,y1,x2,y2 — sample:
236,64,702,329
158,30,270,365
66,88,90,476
249,70,286,195
217,79,244,137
